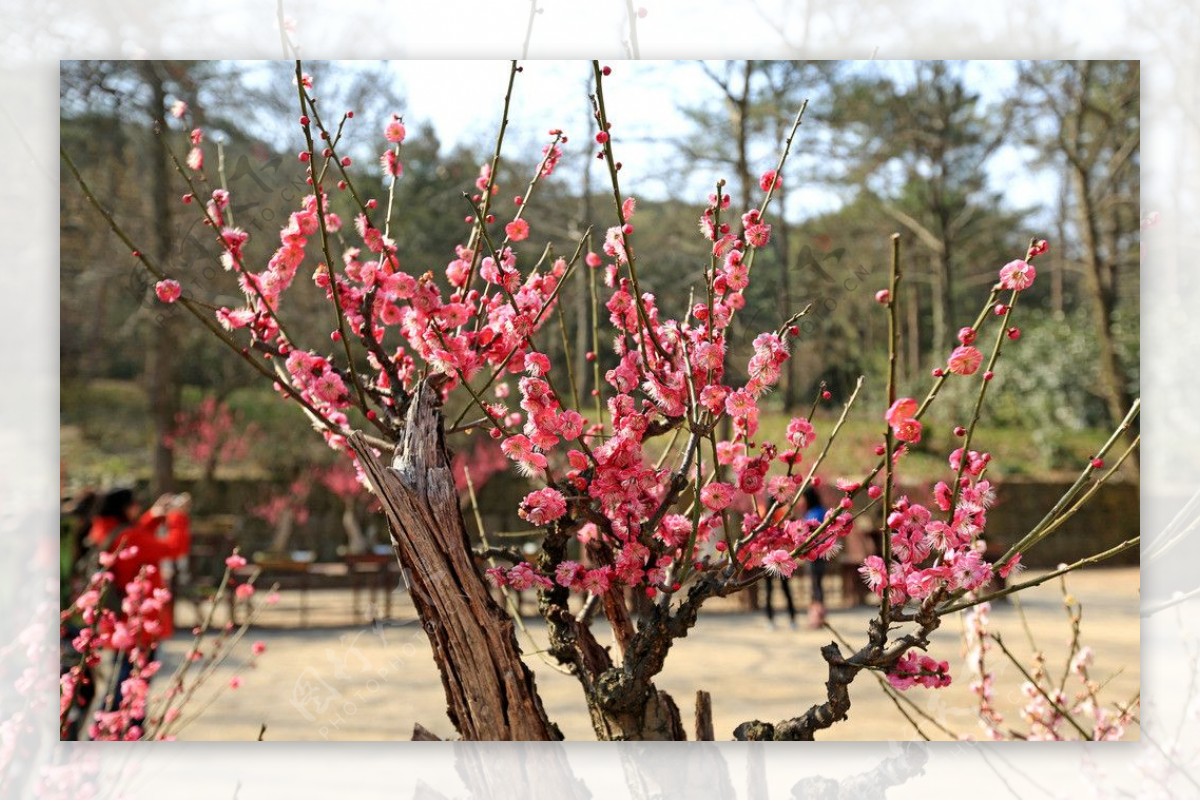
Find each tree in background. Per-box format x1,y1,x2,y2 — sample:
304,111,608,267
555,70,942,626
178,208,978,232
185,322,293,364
826,62,1026,355
166,395,261,486
316,460,371,554
248,476,312,556
1016,60,1139,434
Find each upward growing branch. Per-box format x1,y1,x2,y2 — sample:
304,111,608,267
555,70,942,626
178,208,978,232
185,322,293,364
590,61,671,364
295,61,374,420
881,233,901,629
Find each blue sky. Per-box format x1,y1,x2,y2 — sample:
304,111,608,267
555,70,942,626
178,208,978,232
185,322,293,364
385,59,1056,226
226,59,1056,228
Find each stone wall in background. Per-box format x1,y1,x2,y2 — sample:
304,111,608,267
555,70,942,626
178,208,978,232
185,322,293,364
893,478,1139,568
986,479,1139,568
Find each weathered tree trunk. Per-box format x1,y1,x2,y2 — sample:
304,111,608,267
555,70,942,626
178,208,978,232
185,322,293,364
694,690,714,741
341,506,368,554
140,62,178,497
267,507,294,554
348,381,560,741
583,593,705,740
545,529,698,740
1072,165,1137,436
590,683,685,741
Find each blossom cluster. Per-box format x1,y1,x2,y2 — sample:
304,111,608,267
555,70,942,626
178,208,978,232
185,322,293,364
61,561,168,741
852,245,1050,690
165,74,857,602
60,548,263,740
886,650,952,690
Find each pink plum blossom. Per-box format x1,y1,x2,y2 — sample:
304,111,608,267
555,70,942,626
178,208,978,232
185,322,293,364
947,345,984,376
998,259,1036,291
155,280,182,304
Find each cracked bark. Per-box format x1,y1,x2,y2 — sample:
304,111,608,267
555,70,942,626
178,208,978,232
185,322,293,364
574,574,724,740
733,641,864,741
348,380,559,741
540,530,686,740
734,606,942,741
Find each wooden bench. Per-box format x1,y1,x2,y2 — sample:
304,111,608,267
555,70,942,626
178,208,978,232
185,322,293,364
228,553,402,626
344,553,399,621
232,557,349,626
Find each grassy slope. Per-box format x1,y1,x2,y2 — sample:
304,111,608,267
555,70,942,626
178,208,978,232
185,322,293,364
62,379,1134,487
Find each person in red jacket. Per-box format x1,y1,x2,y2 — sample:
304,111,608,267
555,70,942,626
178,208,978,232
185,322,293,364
88,488,191,716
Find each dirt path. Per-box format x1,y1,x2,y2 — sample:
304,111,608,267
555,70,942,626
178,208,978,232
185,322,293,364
159,567,1139,741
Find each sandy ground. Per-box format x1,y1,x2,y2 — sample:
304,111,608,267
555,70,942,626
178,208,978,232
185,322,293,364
152,567,1139,742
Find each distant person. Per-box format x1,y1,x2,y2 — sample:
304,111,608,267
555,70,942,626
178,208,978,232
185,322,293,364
763,572,798,630
61,488,99,609
87,488,192,720
800,486,830,628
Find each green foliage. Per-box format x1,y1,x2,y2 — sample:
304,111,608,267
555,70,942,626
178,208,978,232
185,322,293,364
1112,303,1140,398
219,386,336,476
935,305,1137,469
61,379,153,483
